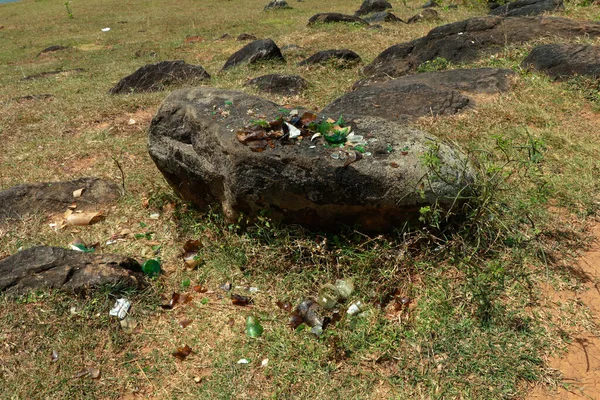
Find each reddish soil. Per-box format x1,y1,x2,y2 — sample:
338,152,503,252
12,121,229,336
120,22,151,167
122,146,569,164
528,226,600,399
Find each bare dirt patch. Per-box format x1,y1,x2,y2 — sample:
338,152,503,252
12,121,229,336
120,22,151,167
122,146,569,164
529,225,600,399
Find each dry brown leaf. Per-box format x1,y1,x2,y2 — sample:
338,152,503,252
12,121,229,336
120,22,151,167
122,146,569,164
65,211,104,226
172,344,193,360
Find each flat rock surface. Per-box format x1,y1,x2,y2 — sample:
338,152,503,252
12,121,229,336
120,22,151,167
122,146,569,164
363,16,600,80
490,0,563,17
354,67,516,91
222,39,285,70
308,13,369,26
522,43,600,78
322,81,471,121
148,87,475,232
0,177,121,224
109,60,210,94
245,74,308,95
298,49,361,67
0,246,143,295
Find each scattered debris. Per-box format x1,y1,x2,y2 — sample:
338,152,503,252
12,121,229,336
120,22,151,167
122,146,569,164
51,350,59,363
141,259,161,277
101,27,111,32
261,358,269,367
237,358,250,364
109,298,131,320
231,293,253,306
246,315,264,338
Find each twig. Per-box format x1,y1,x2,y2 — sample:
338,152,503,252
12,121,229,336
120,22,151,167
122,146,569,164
112,155,126,193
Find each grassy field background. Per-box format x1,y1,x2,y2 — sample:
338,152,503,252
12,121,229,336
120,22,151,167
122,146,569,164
2,0,600,398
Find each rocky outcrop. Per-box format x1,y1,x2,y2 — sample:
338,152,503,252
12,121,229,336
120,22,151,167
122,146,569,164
522,43,600,78
148,87,476,232
363,16,600,80
222,39,285,70
109,60,210,94
0,247,143,295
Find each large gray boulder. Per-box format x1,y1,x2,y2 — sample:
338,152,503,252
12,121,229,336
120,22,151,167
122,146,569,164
522,44,600,78
148,87,475,232
0,247,143,295
363,16,600,80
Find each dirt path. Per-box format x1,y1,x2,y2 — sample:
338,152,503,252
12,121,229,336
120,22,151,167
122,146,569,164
528,226,600,400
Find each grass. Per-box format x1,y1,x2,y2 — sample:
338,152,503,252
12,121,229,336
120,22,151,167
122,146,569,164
2,0,600,398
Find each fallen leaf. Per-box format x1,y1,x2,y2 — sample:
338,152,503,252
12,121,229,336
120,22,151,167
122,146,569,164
179,319,193,329
289,314,303,330
66,211,104,226
276,300,292,312
343,151,363,168
231,294,253,306
226,317,235,326
73,188,85,198
172,345,193,360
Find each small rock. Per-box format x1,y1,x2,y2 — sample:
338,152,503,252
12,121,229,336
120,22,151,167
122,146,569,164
236,33,258,41
298,49,361,68
406,8,439,23
354,0,392,16
422,0,439,7
222,39,285,70
109,60,210,94
264,0,291,10
490,0,563,17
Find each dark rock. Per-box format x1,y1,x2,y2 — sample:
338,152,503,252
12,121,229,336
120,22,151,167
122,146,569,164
109,60,210,94
363,11,404,23
363,16,600,80
0,178,121,224
298,49,361,68
245,74,309,95
423,0,439,8
353,67,516,91
148,87,475,233
264,0,291,10
307,13,369,26
406,8,439,23
321,81,471,121
218,33,232,40
490,0,563,17
354,0,392,16
237,33,258,41
37,45,69,57
522,43,600,78
22,68,84,81
222,39,285,70
0,247,143,295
